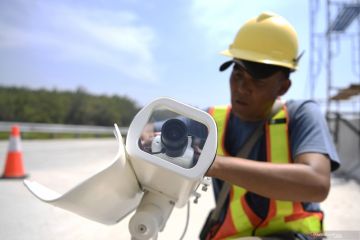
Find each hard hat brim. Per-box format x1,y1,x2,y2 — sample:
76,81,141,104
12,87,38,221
219,49,297,70
219,58,292,80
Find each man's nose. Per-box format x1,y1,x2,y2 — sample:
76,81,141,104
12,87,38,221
236,78,252,94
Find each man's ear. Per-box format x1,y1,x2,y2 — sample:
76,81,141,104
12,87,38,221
278,79,291,96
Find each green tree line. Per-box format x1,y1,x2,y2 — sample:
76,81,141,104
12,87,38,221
0,86,140,126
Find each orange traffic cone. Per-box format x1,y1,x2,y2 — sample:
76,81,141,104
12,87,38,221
1,125,27,179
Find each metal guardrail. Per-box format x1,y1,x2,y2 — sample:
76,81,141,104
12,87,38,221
0,121,129,136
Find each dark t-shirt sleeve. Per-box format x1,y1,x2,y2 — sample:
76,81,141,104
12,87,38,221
288,100,340,171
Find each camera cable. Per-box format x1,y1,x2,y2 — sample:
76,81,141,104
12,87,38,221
179,201,191,240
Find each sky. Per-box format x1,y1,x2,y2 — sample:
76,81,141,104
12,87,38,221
0,0,359,109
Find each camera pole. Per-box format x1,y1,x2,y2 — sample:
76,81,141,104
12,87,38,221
129,190,175,240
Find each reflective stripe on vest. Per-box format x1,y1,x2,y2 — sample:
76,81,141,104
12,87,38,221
208,105,323,239
208,106,231,156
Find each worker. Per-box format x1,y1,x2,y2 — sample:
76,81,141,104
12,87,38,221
200,12,340,240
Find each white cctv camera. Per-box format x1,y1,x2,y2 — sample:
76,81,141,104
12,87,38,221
126,97,217,239
24,97,217,240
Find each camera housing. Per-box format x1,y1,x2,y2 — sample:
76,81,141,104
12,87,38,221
127,97,217,239
126,97,217,207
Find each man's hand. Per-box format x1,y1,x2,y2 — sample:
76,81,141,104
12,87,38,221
139,123,156,152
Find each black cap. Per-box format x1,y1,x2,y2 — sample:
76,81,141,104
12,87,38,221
219,59,290,80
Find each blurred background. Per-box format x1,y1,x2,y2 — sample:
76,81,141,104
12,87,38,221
0,0,359,239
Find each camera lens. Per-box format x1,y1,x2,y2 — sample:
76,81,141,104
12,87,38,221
161,119,188,157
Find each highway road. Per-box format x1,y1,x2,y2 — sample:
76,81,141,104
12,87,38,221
1,138,360,240
0,138,215,240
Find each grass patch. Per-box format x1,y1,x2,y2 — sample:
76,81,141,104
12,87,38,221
0,132,113,140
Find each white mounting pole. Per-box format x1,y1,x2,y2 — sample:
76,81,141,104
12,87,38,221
129,191,175,240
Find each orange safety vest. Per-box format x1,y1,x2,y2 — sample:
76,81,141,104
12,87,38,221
208,105,323,239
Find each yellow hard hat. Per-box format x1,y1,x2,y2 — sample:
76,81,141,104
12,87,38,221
221,12,300,70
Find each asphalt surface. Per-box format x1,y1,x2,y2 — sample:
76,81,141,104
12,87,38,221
0,139,215,240
1,139,360,240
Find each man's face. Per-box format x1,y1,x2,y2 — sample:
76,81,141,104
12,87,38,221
230,64,290,121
